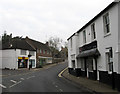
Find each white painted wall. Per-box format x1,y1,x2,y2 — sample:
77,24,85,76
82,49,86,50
2,49,17,69
68,2,120,76
96,4,119,73
118,2,120,73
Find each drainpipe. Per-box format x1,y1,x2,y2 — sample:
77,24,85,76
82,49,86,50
109,47,115,89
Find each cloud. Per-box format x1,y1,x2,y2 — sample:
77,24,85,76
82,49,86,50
0,0,114,43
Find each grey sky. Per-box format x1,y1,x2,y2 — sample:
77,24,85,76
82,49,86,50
0,0,114,43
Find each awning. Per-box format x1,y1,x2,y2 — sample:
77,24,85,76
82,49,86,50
76,48,100,58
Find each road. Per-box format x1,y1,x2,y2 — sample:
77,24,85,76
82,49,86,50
1,62,93,93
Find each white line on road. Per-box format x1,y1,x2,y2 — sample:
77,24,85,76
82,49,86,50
55,85,58,88
0,84,7,88
20,78,24,80
10,80,17,83
59,89,63,92
9,81,21,88
26,76,35,79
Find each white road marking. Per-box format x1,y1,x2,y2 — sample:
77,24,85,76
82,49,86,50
9,81,21,88
20,78,24,80
55,85,58,88
10,80,17,83
59,89,63,92
0,84,7,88
27,76,35,79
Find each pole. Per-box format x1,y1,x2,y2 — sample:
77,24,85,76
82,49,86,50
109,47,115,89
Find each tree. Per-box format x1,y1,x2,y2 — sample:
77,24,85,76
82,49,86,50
2,31,12,44
46,37,63,58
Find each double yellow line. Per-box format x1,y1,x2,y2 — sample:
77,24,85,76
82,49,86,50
58,67,68,78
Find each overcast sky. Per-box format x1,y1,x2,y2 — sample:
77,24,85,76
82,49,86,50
0,0,114,43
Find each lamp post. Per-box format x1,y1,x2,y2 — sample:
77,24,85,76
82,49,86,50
28,54,32,70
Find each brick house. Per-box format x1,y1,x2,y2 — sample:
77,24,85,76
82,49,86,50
25,37,52,67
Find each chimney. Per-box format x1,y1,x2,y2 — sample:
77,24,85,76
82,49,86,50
46,42,49,46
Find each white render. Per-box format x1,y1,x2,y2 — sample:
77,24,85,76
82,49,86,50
68,1,120,80
0,49,36,69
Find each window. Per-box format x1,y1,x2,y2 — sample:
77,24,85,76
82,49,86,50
91,23,96,40
21,50,26,55
40,49,42,54
29,51,35,56
106,52,112,72
70,38,72,48
83,30,86,43
47,50,49,54
88,60,93,71
72,61,75,68
103,13,110,35
81,59,85,70
43,50,45,54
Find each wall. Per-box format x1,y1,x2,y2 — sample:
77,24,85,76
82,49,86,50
68,34,78,68
96,4,119,73
1,49,36,69
118,2,120,74
2,49,17,69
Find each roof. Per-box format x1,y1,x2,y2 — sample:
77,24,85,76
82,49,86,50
26,37,51,51
2,39,36,51
67,1,118,40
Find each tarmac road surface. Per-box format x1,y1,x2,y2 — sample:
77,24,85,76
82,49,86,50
2,62,94,93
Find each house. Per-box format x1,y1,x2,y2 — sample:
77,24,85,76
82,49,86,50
60,47,68,61
67,0,120,91
1,38,36,69
25,37,52,67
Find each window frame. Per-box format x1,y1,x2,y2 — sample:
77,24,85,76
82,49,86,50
105,52,112,73
83,30,86,44
103,13,110,35
21,50,26,55
91,23,96,40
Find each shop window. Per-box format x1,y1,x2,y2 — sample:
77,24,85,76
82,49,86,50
29,59,35,68
81,59,85,70
87,58,93,71
21,50,26,55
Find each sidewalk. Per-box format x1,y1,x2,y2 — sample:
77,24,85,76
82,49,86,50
62,69,120,94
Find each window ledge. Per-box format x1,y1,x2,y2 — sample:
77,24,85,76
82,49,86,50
104,33,111,37
81,69,85,71
91,39,96,42
88,70,93,72
108,71,112,74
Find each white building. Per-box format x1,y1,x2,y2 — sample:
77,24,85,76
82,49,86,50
68,1,120,91
0,39,36,69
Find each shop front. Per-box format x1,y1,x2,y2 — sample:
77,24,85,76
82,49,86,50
18,57,28,68
76,41,100,80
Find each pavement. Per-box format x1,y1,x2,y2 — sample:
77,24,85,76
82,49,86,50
62,68,120,94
